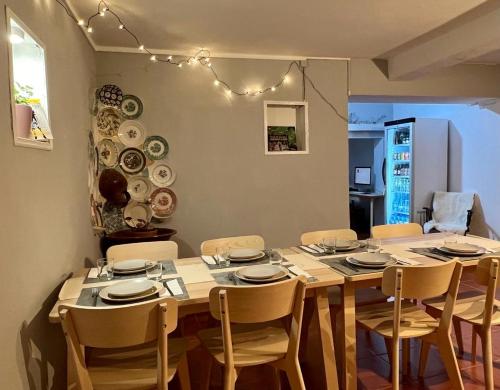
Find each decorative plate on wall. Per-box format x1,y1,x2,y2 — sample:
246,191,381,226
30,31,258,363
123,201,152,228
143,135,169,160
149,161,176,187
97,139,119,167
99,84,123,108
149,188,177,218
96,108,122,137
118,120,147,147
93,146,99,177
127,176,151,202
120,95,143,119
119,148,147,175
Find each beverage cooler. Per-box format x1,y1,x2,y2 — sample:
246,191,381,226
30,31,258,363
384,118,449,225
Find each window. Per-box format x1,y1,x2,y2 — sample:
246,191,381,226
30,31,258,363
6,8,52,150
264,101,309,155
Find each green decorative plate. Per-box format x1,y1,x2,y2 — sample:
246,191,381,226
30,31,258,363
143,136,169,160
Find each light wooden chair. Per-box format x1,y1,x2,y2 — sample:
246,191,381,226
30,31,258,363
300,228,357,245
424,257,500,390
106,241,178,262
59,297,191,390
200,235,265,256
356,261,464,390
198,277,308,390
371,223,423,239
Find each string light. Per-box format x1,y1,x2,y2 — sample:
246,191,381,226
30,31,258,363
213,80,220,86
118,24,124,30
78,19,84,26
150,55,157,62
138,45,145,51
178,63,183,68
168,55,173,61
271,87,276,92
87,26,93,33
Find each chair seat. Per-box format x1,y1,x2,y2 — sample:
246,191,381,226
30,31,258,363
198,324,289,367
424,291,500,326
86,338,187,390
356,301,438,338
328,286,388,306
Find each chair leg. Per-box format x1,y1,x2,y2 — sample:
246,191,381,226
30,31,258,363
418,340,431,378
480,328,494,390
177,354,191,390
272,367,282,390
402,339,410,376
223,367,238,390
285,359,306,390
199,353,213,390
453,317,464,356
436,332,464,390
471,325,478,363
391,338,400,390
384,337,393,376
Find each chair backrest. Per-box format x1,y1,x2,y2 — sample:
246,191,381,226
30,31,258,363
475,257,499,328
432,191,475,225
200,235,265,256
300,229,357,245
106,241,178,262
371,223,423,239
59,297,178,390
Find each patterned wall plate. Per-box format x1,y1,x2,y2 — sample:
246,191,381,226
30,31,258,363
97,108,122,137
149,188,177,219
121,95,143,119
93,146,99,177
149,162,176,187
97,139,119,167
143,135,169,160
119,148,147,175
123,201,152,228
118,120,147,147
99,84,123,108
127,176,151,202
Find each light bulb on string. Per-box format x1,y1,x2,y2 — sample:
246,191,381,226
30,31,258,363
214,80,220,86
168,55,173,61
225,89,232,97
118,24,124,30
78,20,84,26
87,26,93,33
150,55,157,62
271,86,276,92
138,45,145,51
178,63,183,68
283,75,290,84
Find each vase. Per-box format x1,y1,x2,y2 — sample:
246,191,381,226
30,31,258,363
15,104,33,138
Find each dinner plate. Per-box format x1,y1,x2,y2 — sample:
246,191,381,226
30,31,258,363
119,148,147,175
127,177,151,202
118,120,147,147
99,281,163,302
442,243,482,253
335,240,361,252
97,139,119,167
346,256,396,269
143,136,169,160
149,188,177,218
96,107,122,137
238,265,284,280
114,259,150,272
99,84,123,108
229,248,263,259
349,252,392,266
235,266,289,284
436,246,485,257
149,162,176,187
120,95,143,119
123,202,152,228
107,279,155,298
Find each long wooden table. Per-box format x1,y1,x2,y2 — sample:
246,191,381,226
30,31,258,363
49,248,345,389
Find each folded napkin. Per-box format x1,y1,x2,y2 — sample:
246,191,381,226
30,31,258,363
288,265,313,279
201,255,217,265
165,279,184,296
87,268,99,279
391,255,422,266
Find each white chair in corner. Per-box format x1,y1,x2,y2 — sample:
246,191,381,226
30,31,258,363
422,192,475,235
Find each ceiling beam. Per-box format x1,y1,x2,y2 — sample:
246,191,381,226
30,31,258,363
388,4,500,80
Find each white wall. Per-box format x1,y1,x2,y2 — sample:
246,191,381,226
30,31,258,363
393,102,500,238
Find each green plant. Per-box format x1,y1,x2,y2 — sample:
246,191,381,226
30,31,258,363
14,82,33,105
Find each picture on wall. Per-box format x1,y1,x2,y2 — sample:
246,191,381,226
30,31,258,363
267,126,297,152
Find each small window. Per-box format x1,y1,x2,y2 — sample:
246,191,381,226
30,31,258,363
264,101,309,155
6,8,52,150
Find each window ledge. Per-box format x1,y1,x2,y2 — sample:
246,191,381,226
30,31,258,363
14,137,53,151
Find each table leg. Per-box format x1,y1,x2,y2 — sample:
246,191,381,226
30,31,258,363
341,282,357,390
315,287,339,390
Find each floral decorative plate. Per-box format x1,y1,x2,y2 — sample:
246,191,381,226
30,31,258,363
127,176,151,202
123,201,152,228
97,139,119,167
120,95,143,119
93,146,99,177
117,120,147,147
96,108,122,137
99,84,123,108
149,162,176,187
119,148,147,175
143,135,169,160
149,188,177,218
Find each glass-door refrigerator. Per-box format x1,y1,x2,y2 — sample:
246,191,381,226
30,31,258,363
384,118,449,225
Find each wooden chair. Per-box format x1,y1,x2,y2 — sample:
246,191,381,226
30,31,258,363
106,241,178,262
371,223,423,239
424,257,500,390
300,228,357,245
356,261,464,390
200,235,265,256
59,297,191,390
198,277,308,390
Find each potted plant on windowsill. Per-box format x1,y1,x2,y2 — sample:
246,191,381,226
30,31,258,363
14,83,34,139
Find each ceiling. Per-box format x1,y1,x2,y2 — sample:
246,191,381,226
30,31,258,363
69,0,489,59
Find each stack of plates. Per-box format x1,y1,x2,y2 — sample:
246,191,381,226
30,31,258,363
113,259,156,275
437,243,485,257
346,253,396,269
228,248,266,263
335,240,361,252
99,279,163,302
234,265,289,284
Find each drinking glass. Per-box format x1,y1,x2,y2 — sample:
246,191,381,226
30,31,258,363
367,238,381,253
322,237,337,255
444,237,458,248
269,249,283,265
146,261,163,281
96,258,113,280
216,246,230,267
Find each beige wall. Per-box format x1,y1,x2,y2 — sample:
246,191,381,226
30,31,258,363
0,1,99,388
96,54,350,256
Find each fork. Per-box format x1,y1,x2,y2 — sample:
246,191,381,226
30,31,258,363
91,288,99,306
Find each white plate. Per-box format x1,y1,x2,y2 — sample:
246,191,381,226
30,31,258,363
436,246,485,257
335,240,361,252
350,252,392,265
235,266,289,283
123,202,152,228
238,265,284,280
114,259,149,272
127,177,151,202
229,248,264,259
100,281,163,302
107,279,155,298
149,162,176,187
118,120,147,147
442,243,482,254
97,139,119,167
346,257,396,269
